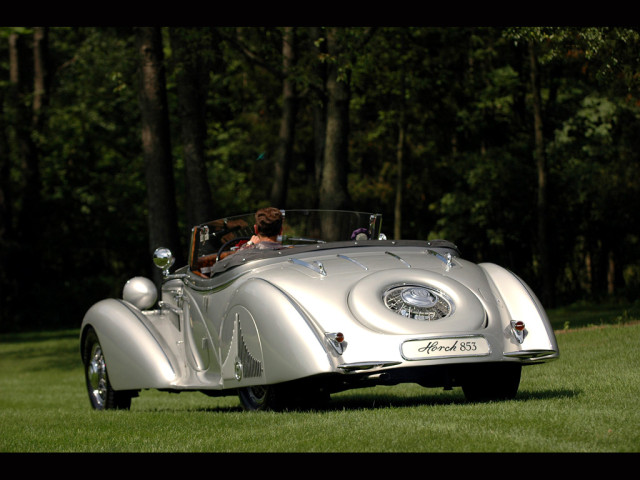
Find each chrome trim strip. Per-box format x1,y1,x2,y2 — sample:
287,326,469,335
337,254,368,270
426,250,455,271
503,349,558,359
289,258,327,276
337,361,402,371
288,237,326,244
385,251,411,268
184,271,250,293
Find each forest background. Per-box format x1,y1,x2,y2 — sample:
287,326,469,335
1,26,639,332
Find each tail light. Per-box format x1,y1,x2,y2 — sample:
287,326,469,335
326,332,346,354
511,320,526,343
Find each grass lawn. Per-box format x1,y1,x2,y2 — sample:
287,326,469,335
0,302,638,452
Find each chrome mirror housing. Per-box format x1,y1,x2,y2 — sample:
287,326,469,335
153,247,175,276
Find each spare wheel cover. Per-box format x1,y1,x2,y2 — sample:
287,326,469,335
348,269,485,334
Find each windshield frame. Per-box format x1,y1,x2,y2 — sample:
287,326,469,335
188,210,383,276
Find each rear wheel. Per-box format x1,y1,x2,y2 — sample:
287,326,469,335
460,363,521,402
238,384,330,411
238,385,283,411
83,328,134,410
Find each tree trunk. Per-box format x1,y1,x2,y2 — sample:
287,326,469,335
394,121,405,240
0,87,8,327
169,27,215,227
528,41,553,306
308,27,327,209
0,89,9,242
319,28,350,211
270,27,297,208
4,33,23,243
22,28,47,234
607,250,615,296
32,27,49,131
3,29,49,328
8,32,41,240
136,27,181,278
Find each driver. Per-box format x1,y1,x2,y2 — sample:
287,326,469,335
239,207,284,251
214,207,285,261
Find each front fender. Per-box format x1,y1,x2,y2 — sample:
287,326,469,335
80,299,178,390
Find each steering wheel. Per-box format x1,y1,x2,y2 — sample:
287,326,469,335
216,236,252,262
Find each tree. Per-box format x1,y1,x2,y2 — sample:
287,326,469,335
319,27,353,210
136,27,181,278
0,28,51,328
7,30,42,241
307,27,327,208
270,26,298,208
2,26,640,332
527,39,553,306
169,27,215,227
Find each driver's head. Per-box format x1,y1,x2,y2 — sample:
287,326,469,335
255,207,283,237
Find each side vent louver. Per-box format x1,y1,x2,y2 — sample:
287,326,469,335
238,323,263,378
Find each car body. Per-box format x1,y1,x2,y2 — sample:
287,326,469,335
80,209,559,410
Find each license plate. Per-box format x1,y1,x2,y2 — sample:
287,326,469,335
401,336,490,360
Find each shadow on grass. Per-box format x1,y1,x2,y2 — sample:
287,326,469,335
318,387,580,411
516,388,580,401
137,387,580,414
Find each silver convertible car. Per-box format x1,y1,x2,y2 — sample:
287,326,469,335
80,209,559,410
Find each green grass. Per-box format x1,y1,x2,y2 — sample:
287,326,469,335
1,303,639,452
548,299,640,331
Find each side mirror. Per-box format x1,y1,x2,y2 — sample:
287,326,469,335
153,247,175,276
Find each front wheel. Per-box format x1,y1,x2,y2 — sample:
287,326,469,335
83,328,134,410
460,363,521,402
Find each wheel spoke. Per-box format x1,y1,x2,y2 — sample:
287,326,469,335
83,328,132,410
87,345,107,408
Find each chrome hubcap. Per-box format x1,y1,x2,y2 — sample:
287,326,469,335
401,287,438,308
87,344,107,408
384,285,453,320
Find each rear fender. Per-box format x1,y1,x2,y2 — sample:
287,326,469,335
220,278,333,387
80,299,178,390
479,263,559,362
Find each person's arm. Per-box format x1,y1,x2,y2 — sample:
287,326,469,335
245,235,261,246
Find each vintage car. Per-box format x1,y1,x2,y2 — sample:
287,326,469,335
80,209,559,411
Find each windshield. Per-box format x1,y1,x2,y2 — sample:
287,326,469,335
189,210,382,275
282,210,381,245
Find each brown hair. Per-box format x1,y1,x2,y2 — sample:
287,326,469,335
255,207,283,237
